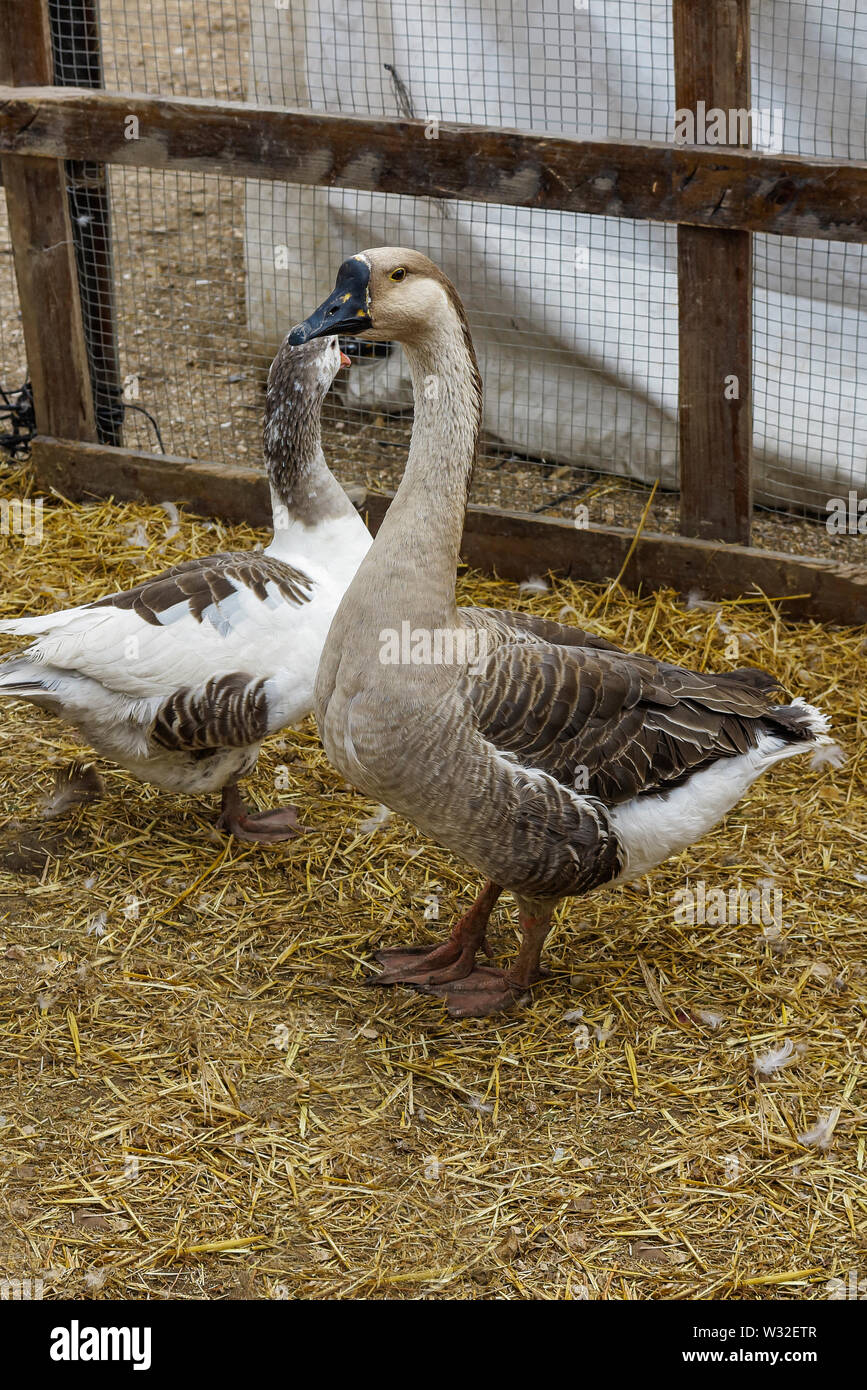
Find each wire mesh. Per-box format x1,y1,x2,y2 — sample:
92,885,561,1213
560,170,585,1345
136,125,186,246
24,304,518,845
751,1,867,514
8,0,866,532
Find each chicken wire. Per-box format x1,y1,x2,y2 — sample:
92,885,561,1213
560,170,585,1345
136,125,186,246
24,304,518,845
7,0,865,524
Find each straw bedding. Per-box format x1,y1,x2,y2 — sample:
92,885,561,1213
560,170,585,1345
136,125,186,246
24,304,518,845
0,461,864,1301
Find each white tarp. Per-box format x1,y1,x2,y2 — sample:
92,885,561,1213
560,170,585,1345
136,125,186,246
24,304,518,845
244,1,867,510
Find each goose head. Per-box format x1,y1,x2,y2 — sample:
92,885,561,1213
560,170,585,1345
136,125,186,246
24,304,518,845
267,333,349,410
287,248,465,350
264,333,350,474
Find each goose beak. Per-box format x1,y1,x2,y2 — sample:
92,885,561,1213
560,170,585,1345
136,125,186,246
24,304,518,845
288,257,372,344
339,350,352,369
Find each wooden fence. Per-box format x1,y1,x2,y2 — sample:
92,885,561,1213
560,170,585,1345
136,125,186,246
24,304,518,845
0,0,865,623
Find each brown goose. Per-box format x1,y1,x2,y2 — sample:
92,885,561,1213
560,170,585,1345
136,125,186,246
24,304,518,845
288,250,832,1016
0,337,371,841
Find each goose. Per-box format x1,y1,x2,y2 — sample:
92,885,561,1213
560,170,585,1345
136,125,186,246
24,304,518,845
0,336,372,841
288,248,833,1017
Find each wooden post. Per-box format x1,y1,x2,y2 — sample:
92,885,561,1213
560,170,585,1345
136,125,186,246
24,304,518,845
47,0,123,446
674,0,752,544
0,0,97,442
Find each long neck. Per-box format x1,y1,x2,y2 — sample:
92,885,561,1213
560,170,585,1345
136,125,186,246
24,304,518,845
263,365,328,521
366,309,481,628
263,368,365,564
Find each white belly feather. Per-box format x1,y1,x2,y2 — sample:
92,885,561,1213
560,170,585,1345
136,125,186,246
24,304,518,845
609,714,825,883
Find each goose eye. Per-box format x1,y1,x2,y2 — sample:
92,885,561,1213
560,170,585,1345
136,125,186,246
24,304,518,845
390,267,407,282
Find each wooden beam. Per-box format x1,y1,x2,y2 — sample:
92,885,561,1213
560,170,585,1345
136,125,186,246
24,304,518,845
675,0,752,545
0,86,866,241
32,436,274,526
0,6,96,442
31,437,867,627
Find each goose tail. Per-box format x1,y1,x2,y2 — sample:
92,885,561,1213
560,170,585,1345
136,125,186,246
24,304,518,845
0,654,43,690
770,696,832,744
753,696,837,773
0,655,60,707
0,609,81,638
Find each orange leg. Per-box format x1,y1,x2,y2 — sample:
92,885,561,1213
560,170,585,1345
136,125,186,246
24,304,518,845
369,880,503,988
424,897,556,1019
218,783,305,843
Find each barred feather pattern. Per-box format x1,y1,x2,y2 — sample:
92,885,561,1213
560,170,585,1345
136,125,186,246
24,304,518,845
90,552,313,627
335,600,819,899
150,672,270,753
464,638,802,806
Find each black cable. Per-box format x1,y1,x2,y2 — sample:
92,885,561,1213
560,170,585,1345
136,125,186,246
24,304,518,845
0,380,36,459
121,401,166,454
0,379,167,458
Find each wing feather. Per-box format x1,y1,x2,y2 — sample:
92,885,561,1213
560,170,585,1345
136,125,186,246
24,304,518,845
5,552,314,702
462,637,791,804
151,672,270,753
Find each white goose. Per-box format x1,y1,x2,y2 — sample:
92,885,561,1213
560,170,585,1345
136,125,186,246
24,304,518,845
0,336,372,841
288,249,832,1016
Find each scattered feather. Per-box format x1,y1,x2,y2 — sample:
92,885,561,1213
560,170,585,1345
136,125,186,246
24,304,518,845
159,500,180,539
797,1108,841,1150
518,575,549,594
465,1095,493,1115
86,912,107,938
40,762,104,819
686,589,719,612
359,804,393,834
692,1008,726,1030
752,1038,805,1076
810,741,846,770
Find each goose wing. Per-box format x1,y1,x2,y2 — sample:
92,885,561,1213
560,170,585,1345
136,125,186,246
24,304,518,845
466,607,782,694
0,552,314,701
150,672,272,752
464,638,787,804
463,606,623,653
